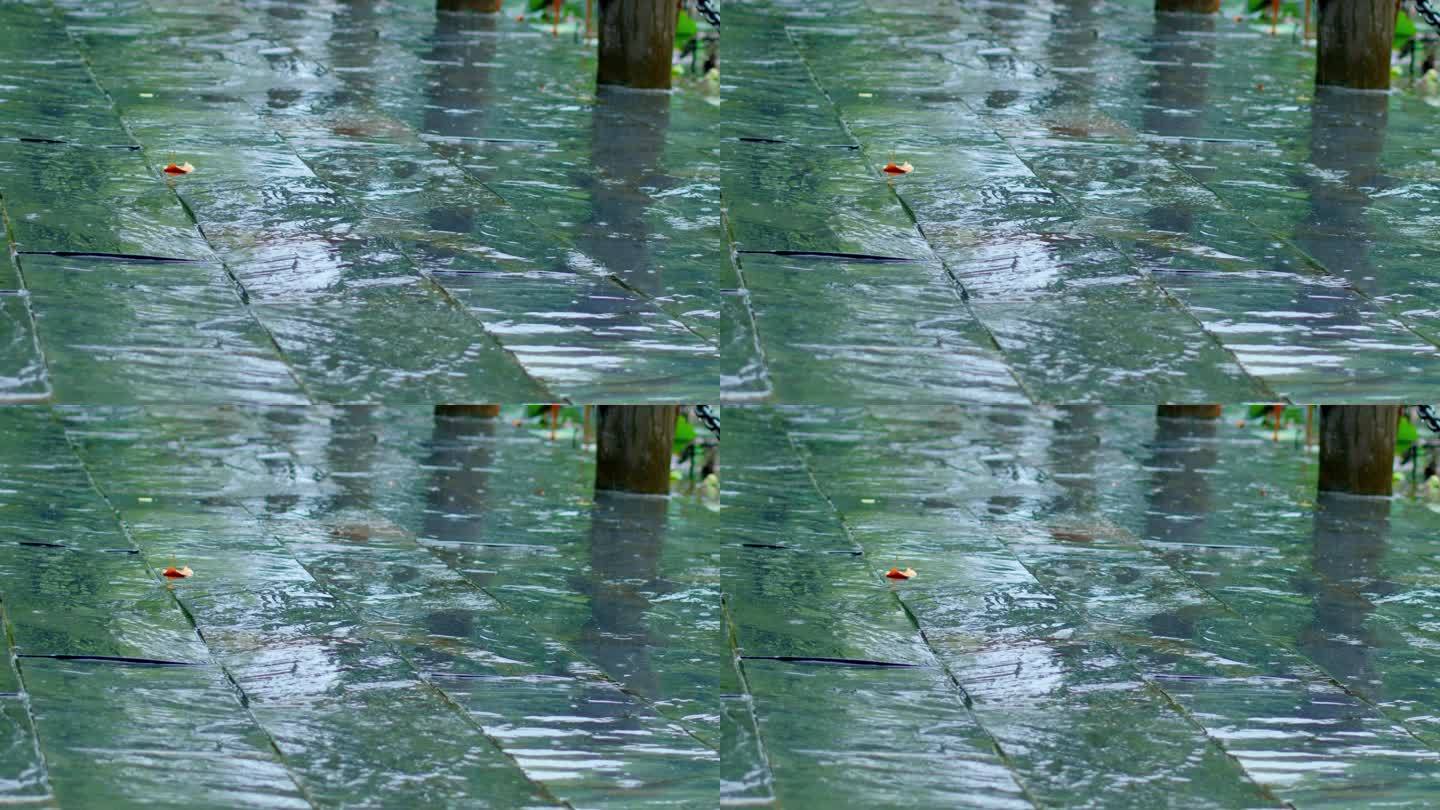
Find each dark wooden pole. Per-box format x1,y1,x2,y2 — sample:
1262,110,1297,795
1157,404,1223,419
438,0,503,12
595,405,678,495
1155,0,1220,13
597,0,676,90
1318,405,1400,495
435,404,502,418
1315,0,1396,89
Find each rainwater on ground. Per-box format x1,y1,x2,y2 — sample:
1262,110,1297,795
723,0,1440,405
0,0,719,405
725,405,1440,807
0,405,717,807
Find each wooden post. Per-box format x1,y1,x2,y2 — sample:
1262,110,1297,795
435,404,502,418
1316,0,1397,89
597,0,677,90
1318,405,1400,495
438,0,503,12
595,405,678,495
1155,0,1220,13
1157,405,1223,419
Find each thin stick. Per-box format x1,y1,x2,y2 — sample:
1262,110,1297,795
1303,0,1312,41
585,0,592,39
553,0,560,37
1270,0,1279,35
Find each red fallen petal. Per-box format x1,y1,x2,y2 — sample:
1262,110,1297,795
163,162,194,175
162,565,193,578
882,161,913,175
885,567,916,579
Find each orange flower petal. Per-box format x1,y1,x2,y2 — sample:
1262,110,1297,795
162,565,193,578
163,161,194,175
885,566,916,579
882,161,914,175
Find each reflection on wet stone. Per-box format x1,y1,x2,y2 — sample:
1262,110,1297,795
1142,12,1217,233
1297,89,1390,297
421,408,497,548
579,492,668,708
1300,493,1389,699
583,88,672,299
1144,412,1220,548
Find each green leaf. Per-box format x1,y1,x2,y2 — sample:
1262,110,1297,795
1398,415,1419,455
673,413,696,455
675,11,698,50
1397,10,1417,48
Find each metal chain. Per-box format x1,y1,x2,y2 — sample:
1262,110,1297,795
1418,404,1440,434
695,0,720,27
694,404,720,437
1417,0,1440,33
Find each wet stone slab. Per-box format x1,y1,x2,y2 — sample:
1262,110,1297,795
724,0,1440,403
0,0,717,405
726,404,1440,807
28,404,718,807
21,255,308,406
